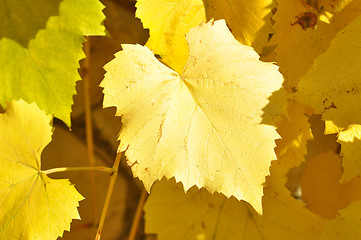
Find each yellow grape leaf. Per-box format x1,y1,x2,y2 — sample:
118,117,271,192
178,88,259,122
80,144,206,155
262,161,325,240
203,0,274,54
136,0,206,73
301,151,361,219
297,14,361,130
101,20,284,213
271,0,361,91
145,178,264,240
0,100,83,239
321,200,361,240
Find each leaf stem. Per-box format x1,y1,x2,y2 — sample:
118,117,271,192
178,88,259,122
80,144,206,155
95,152,122,240
128,189,148,240
83,36,100,225
43,166,114,175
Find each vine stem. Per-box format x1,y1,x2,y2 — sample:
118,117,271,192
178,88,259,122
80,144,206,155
95,152,122,240
128,189,148,240
83,36,100,225
43,166,114,175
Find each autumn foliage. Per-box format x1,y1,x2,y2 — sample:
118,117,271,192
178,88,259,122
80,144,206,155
1,0,361,239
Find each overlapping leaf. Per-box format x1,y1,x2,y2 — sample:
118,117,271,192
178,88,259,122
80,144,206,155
0,0,105,125
302,0,353,13
324,123,361,182
297,14,361,181
297,14,361,130
308,116,340,159
102,20,284,212
333,125,361,181
203,0,274,54
301,151,361,218
262,161,325,240
274,101,313,169
271,101,312,195
145,178,264,240
259,99,325,239
136,0,206,73
322,200,361,240
271,0,361,91
0,100,83,239
146,164,326,240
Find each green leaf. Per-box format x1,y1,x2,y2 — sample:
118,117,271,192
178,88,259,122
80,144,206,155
0,0,105,125
101,20,284,213
0,100,83,239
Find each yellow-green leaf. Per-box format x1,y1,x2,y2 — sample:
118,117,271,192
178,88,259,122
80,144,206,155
145,178,264,240
203,0,274,54
136,0,206,73
0,100,83,239
101,20,284,213
0,0,105,125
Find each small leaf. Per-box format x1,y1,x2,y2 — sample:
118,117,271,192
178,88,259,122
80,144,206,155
102,20,284,213
0,100,83,239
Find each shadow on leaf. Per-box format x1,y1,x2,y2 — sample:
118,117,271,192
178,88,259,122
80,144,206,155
261,88,287,127
0,0,61,47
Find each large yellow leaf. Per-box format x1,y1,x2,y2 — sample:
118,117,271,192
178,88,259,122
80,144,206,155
145,178,264,240
301,151,361,219
136,0,206,73
297,14,361,130
203,0,274,54
271,0,361,91
322,200,361,240
0,100,83,239
101,20,284,213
